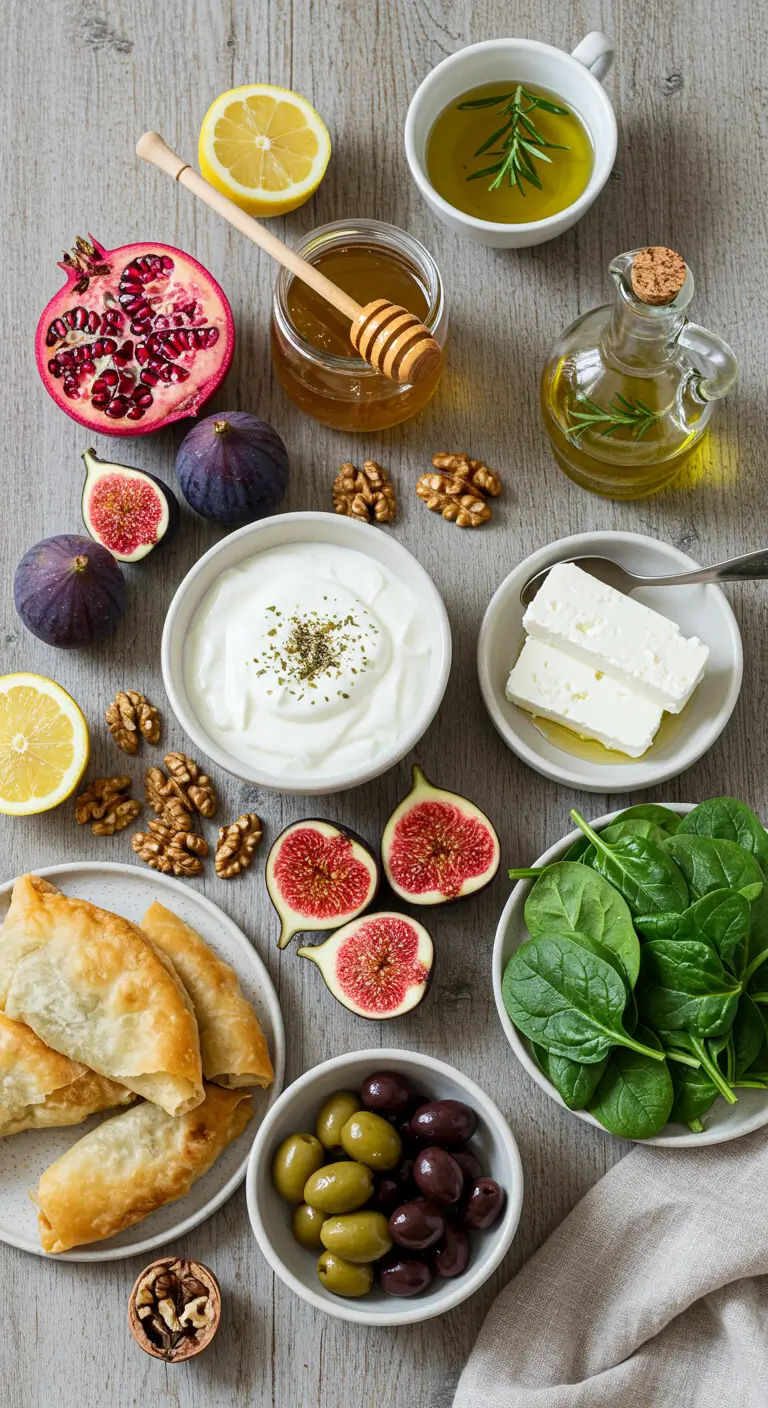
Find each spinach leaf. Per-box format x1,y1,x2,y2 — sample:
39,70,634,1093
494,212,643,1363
570,809,689,916
669,1062,718,1129
561,834,592,863
501,934,665,1065
532,1044,608,1110
730,993,765,1077
610,803,682,835
523,862,640,988
634,889,750,978
638,939,741,1038
677,797,768,868
663,835,764,903
744,887,768,984
653,1028,737,1104
587,1026,673,1140
577,819,669,870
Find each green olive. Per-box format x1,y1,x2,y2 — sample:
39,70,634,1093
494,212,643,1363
303,1160,374,1213
291,1202,327,1250
316,1250,374,1298
272,1132,325,1203
340,1111,402,1170
316,1090,362,1153
320,1211,393,1263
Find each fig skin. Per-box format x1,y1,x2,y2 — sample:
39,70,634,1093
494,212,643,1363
297,912,434,1020
175,411,288,526
14,533,126,648
381,764,501,907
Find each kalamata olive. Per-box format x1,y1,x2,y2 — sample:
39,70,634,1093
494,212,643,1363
360,1071,414,1115
432,1223,470,1278
370,1175,402,1216
389,1197,445,1251
409,1099,477,1145
378,1254,434,1298
396,1156,415,1191
414,1146,463,1205
461,1178,505,1230
451,1147,483,1184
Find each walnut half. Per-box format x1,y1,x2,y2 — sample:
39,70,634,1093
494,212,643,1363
215,813,263,878
75,776,142,835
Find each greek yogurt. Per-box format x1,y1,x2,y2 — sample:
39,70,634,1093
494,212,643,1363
184,542,434,781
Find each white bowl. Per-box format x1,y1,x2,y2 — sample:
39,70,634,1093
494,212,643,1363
404,33,617,248
477,531,743,793
493,803,768,1147
246,1049,523,1325
162,512,452,795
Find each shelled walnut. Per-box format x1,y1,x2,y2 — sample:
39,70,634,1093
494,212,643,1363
416,452,502,528
74,776,142,835
333,460,397,524
144,754,217,831
105,690,161,754
215,813,263,877
128,1257,220,1363
131,819,209,877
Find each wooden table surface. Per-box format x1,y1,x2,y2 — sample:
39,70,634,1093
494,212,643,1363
2,1,766,1403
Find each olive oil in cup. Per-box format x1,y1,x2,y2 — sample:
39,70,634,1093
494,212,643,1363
427,83,593,225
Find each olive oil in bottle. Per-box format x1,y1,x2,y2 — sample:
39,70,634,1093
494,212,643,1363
426,82,593,224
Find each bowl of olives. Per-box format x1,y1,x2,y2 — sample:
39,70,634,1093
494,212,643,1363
245,1049,523,1325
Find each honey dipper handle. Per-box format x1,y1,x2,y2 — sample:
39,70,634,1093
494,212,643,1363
135,132,363,324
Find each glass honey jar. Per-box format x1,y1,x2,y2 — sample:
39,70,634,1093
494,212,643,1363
270,218,448,430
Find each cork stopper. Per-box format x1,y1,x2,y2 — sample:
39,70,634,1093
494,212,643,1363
631,247,687,306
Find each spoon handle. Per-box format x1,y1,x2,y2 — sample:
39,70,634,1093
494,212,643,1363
636,547,768,588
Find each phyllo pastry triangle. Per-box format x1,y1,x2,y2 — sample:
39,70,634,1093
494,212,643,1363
0,875,203,1116
0,1011,133,1136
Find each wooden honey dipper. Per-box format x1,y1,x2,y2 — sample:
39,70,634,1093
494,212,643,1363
136,132,442,385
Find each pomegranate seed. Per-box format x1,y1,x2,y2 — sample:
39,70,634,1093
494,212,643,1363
135,344,149,365
104,395,129,418
161,256,174,271
126,405,146,420
48,359,62,378
179,301,197,318
154,316,171,330
157,364,173,383
81,359,96,376
47,317,68,344
172,314,185,327
63,380,80,398
102,368,119,387
168,364,190,383
91,392,111,409
65,306,89,330
91,377,107,395
119,294,146,314
132,387,154,406
57,349,75,367
118,373,134,396
140,368,159,386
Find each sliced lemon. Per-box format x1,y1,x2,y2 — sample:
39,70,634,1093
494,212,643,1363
0,673,89,816
199,83,331,216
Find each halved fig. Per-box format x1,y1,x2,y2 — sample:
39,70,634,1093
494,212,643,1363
81,447,179,562
297,913,434,1019
382,765,500,905
266,820,379,950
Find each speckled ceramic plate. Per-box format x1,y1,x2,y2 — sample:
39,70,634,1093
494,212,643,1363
0,862,285,1261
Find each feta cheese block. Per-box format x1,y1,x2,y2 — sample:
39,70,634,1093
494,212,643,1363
522,562,709,713
506,638,664,757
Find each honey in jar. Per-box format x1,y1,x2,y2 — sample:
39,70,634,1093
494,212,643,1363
270,218,447,430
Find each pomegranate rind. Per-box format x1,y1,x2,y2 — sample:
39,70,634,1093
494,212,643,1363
266,819,379,949
81,449,179,562
34,237,234,437
382,765,501,906
297,912,434,1020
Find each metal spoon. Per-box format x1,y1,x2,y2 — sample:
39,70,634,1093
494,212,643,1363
520,547,768,607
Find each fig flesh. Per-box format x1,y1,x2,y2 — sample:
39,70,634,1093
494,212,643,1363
35,236,233,434
175,412,288,526
14,533,126,648
382,764,500,905
266,819,378,949
81,448,179,562
297,912,434,1019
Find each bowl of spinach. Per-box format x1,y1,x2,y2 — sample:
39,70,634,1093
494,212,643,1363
493,799,768,1145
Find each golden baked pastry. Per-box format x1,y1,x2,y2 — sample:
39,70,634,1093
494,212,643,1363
0,1012,133,1135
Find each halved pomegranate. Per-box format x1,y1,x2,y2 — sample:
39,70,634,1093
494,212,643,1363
266,819,379,949
35,236,234,435
298,913,434,1019
382,765,501,905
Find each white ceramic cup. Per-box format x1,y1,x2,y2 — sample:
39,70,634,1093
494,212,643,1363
404,32,616,248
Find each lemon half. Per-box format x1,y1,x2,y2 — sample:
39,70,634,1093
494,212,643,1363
0,673,89,816
199,84,331,216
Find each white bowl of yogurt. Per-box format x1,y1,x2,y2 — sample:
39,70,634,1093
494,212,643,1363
162,513,452,794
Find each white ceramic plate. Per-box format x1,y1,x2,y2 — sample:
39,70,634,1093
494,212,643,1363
162,511,452,795
477,531,743,792
493,804,768,1147
0,863,285,1261
246,1049,523,1326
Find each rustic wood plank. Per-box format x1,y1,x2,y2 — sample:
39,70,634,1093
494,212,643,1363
1,0,765,1403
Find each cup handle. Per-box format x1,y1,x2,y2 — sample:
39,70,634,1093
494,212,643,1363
571,31,615,82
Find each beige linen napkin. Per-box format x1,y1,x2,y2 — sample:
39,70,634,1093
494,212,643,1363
454,1127,768,1407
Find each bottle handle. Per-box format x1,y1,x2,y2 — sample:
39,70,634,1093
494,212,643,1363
678,323,739,402
571,32,615,82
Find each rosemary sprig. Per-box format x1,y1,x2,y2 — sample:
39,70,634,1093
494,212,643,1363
567,393,663,442
459,85,570,195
